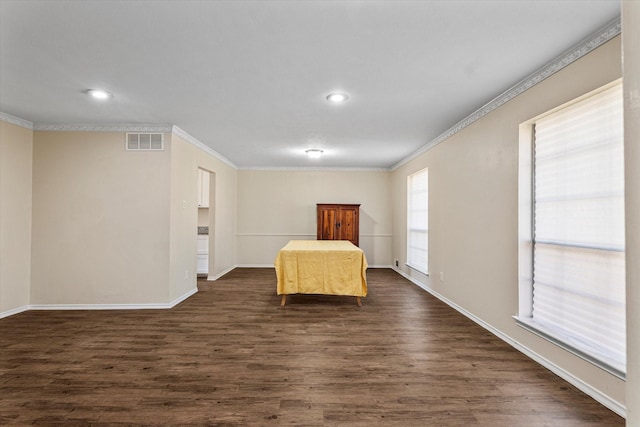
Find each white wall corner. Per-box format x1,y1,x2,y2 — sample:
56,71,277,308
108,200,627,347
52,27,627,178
207,265,237,281
171,126,237,169
170,287,198,308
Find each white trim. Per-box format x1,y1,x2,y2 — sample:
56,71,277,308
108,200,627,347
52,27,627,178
3,288,198,316
0,112,34,129
0,305,31,319
170,287,198,307
33,123,173,132
237,264,393,269
406,263,429,276
515,317,625,380
171,126,237,169
392,17,622,171
391,266,627,419
236,233,316,237
1,18,621,172
240,166,390,172
207,265,236,281
236,264,275,268
19,120,238,168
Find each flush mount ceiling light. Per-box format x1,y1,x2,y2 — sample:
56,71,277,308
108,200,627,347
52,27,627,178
86,89,113,100
326,92,349,103
305,149,324,159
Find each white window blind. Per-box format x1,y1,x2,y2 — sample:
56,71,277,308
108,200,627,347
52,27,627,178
532,82,625,374
407,168,428,274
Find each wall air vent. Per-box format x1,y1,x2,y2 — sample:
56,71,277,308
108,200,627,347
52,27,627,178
126,132,164,151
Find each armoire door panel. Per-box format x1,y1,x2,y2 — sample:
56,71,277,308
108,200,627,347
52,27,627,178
319,208,337,240
317,204,360,247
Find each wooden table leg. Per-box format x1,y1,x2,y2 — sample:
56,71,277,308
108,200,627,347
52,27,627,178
356,297,362,307
280,295,287,307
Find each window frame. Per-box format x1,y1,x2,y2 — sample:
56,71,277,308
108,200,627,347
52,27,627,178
516,79,625,379
407,168,429,275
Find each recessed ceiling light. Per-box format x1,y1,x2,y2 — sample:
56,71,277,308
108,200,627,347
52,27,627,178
326,92,349,103
87,89,113,100
305,149,324,159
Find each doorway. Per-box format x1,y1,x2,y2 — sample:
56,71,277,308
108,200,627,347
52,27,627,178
197,168,215,279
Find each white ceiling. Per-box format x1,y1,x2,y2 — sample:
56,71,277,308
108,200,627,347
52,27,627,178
0,0,620,169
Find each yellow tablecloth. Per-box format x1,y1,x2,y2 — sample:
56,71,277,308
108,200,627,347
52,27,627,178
275,240,368,297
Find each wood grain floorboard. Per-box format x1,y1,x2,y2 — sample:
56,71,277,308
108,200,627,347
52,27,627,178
0,268,623,426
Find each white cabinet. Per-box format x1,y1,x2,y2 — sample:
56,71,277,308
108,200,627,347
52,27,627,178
198,169,209,208
197,235,208,274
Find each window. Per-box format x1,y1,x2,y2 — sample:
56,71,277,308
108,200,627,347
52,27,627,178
518,80,625,376
407,168,428,274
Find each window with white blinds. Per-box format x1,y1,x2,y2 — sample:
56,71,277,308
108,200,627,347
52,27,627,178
407,168,428,274
522,81,625,376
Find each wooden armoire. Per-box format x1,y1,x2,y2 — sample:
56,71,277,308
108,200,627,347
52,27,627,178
316,204,360,247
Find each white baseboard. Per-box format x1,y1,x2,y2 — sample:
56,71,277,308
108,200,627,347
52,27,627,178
2,288,198,317
391,266,626,419
235,264,274,268
207,264,237,281
232,264,394,269
170,287,198,307
0,304,30,319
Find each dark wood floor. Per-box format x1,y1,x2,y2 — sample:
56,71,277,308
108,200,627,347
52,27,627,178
0,268,623,426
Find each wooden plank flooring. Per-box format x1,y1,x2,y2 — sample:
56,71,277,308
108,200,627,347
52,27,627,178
0,268,623,426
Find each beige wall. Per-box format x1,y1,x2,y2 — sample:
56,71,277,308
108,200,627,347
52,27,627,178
391,37,625,408
623,1,640,424
0,120,33,315
31,131,172,304
169,135,237,293
6,128,236,308
237,170,392,267
198,208,209,227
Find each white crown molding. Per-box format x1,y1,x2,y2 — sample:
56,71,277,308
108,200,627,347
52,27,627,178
240,166,390,172
3,17,621,172
392,17,622,171
171,126,237,169
0,112,34,130
6,118,239,169
33,123,173,132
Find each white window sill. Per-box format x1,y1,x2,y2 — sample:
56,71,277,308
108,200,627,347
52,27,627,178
405,263,429,276
514,316,625,380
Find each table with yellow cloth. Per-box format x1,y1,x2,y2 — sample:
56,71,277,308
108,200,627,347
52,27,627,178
275,240,368,306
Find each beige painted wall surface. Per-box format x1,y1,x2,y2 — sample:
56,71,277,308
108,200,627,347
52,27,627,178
391,37,625,408
623,1,640,423
237,170,392,267
0,120,33,314
198,207,209,227
169,135,236,299
30,131,171,304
